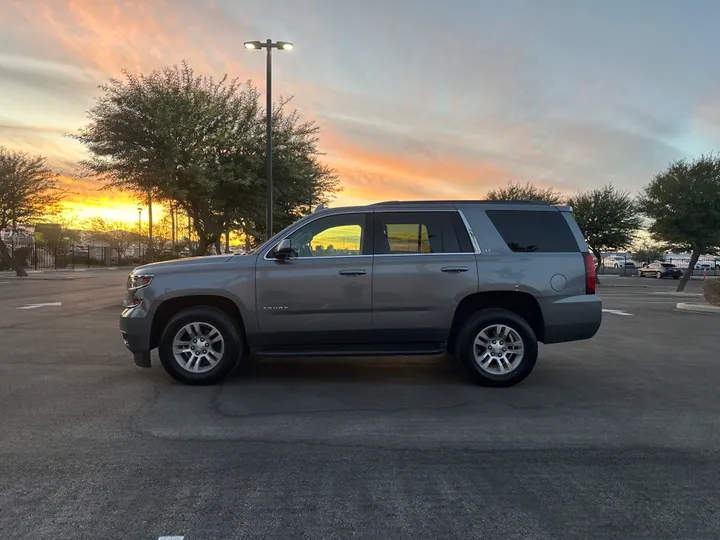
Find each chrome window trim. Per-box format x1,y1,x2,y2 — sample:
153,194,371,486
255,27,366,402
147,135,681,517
373,208,457,212
373,252,476,257
457,209,481,253
265,254,372,261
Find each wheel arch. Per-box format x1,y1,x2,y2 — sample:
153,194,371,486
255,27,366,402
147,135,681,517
448,291,545,351
150,293,247,350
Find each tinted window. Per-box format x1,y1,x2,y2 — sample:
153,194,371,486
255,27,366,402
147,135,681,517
283,213,369,257
486,210,578,253
661,264,675,268
374,212,473,255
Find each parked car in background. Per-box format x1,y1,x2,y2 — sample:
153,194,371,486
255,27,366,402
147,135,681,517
637,262,682,279
601,253,637,268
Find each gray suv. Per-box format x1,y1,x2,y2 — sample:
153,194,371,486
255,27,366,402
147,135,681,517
120,201,601,387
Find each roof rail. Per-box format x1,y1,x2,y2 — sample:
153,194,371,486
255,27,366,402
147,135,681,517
371,200,551,206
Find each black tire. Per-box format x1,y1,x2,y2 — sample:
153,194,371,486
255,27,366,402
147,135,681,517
637,269,643,277
673,276,680,280
158,307,244,385
454,308,538,387
656,272,662,279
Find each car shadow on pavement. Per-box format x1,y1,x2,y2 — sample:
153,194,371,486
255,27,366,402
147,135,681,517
227,355,469,386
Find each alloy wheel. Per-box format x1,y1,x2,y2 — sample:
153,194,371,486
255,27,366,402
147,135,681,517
472,324,525,375
172,322,225,373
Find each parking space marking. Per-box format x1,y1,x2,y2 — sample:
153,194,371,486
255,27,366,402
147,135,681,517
16,302,63,310
158,536,184,540
602,308,633,316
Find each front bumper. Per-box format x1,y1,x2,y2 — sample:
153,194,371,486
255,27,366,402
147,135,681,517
120,307,152,368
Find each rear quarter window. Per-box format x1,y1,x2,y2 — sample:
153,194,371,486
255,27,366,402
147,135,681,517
486,210,579,253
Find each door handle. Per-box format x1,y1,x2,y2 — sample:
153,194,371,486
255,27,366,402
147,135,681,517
339,269,367,276
441,266,469,273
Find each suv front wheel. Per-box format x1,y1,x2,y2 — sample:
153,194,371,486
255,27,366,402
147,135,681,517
158,307,244,385
455,309,538,387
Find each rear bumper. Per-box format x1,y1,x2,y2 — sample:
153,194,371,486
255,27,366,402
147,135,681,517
120,307,152,368
539,294,602,344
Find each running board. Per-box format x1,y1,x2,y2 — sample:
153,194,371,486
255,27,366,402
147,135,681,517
251,343,447,358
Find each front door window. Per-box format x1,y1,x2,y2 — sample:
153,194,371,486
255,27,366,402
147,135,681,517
284,213,369,257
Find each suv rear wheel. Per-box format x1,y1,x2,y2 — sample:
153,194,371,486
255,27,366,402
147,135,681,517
158,307,244,385
455,309,538,387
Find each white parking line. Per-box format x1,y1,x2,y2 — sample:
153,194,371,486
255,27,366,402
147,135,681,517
158,536,184,540
16,302,63,310
602,309,633,316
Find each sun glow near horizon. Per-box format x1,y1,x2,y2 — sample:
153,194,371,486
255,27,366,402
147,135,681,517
60,198,166,228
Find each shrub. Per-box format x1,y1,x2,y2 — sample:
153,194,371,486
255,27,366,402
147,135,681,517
704,279,720,306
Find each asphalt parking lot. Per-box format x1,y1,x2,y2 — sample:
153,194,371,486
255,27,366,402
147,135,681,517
1,271,719,540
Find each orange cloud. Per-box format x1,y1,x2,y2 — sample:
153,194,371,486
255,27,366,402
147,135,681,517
321,131,514,206
36,0,253,79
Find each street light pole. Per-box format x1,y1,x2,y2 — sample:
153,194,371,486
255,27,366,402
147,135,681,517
244,38,294,240
265,39,273,240
137,206,142,261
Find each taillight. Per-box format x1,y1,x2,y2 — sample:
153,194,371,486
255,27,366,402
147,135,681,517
583,253,596,294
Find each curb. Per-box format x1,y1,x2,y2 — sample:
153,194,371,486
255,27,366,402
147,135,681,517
676,302,720,314
1,275,75,281
649,291,703,297
1,267,123,276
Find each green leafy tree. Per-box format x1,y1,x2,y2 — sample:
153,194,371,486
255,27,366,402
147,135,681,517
486,181,564,205
567,185,642,279
639,155,720,291
0,147,62,277
630,240,666,266
72,62,339,255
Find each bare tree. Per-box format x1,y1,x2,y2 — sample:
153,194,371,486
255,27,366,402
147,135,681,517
84,217,136,264
0,147,62,276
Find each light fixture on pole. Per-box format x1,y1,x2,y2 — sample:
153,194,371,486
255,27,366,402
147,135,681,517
243,38,294,239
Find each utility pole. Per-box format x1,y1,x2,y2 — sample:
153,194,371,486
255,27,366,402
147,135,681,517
170,204,176,258
147,191,153,262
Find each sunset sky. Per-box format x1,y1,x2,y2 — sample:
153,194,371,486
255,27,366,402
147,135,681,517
3,0,720,224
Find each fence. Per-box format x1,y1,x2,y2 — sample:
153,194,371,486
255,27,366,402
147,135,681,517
1,238,143,271
598,255,720,277
0,238,195,271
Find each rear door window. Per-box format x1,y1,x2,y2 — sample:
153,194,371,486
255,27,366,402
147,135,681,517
374,211,473,255
486,210,578,253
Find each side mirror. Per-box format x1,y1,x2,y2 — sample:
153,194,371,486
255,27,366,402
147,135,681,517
275,238,296,259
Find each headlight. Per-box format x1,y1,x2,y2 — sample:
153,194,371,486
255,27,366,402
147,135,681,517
127,274,154,290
